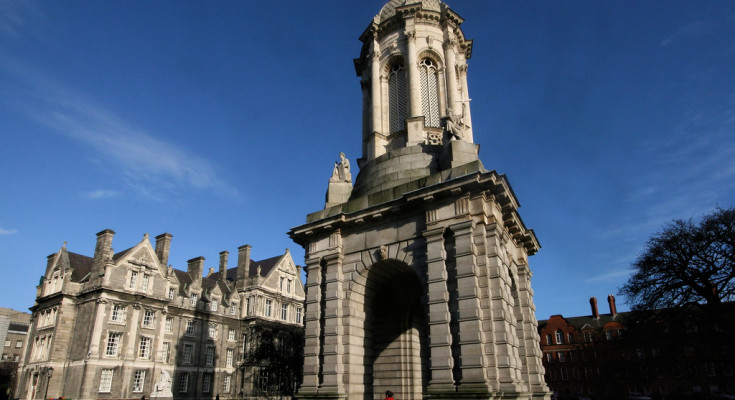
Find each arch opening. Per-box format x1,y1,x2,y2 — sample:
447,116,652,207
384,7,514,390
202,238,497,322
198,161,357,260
362,260,429,400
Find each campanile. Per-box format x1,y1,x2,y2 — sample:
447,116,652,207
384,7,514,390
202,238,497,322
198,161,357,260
290,1,550,399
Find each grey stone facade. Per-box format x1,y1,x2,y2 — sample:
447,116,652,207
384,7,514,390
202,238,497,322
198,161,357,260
290,1,550,399
16,232,304,400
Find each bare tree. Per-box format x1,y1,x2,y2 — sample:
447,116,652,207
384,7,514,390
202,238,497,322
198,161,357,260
620,207,735,311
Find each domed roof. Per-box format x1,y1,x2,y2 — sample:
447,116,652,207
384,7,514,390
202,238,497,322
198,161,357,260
375,0,446,24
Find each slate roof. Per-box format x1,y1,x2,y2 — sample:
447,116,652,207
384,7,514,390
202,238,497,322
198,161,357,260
538,312,628,331
207,254,283,282
67,251,93,282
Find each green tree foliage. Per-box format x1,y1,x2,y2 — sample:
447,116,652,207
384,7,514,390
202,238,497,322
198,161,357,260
620,207,735,311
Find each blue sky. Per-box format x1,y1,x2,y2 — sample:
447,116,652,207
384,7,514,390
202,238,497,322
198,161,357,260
0,0,734,320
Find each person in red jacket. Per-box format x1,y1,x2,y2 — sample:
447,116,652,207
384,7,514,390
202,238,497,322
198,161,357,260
385,391,394,400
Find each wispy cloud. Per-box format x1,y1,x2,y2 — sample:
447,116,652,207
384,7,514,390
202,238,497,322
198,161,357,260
585,268,633,283
0,0,42,39
2,60,239,200
660,20,706,46
84,190,119,200
0,227,19,235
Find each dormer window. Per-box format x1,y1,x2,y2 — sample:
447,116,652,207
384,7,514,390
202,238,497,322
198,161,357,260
190,293,198,307
211,299,218,312
141,274,150,291
168,288,176,300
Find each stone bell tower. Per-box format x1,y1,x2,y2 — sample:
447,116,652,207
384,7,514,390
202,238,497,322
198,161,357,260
291,1,550,400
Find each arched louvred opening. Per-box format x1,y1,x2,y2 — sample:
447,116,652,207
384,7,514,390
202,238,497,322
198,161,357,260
419,58,440,128
388,62,408,133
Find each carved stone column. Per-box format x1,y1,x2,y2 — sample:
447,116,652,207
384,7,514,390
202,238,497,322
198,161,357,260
88,298,108,358
405,29,421,118
443,36,459,116
422,227,455,392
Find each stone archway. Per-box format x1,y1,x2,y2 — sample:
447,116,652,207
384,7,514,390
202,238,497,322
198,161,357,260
362,260,429,400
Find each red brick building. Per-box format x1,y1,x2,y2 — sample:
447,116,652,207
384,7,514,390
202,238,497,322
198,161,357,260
538,296,735,399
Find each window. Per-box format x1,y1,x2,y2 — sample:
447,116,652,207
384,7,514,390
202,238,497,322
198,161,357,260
168,288,176,300
555,330,564,344
111,304,125,322
388,62,407,133
228,328,236,341
245,298,251,316
558,351,566,362
296,307,302,324
129,271,138,289
545,353,553,363
15,340,22,349
223,375,231,392
617,329,624,338
13,354,19,362
265,299,272,317
281,303,288,320
99,369,114,392
567,333,574,344
211,300,218,312
105,332,122,356
3,340,9,347
143,310,155,327
190,293,198,307
230,304,236,315
183,344,194,364
162,342,170,363
208,324,217,339
546,334,553,345
583,331,593,343
287,279,292,293
202,373,212,393
179,372,189,393
138,337,151,359
280,277,285,291
186,320,195,335
205,346,215,366
561,368,569,381
226,348,234,367
605,330,613,341
165,317,173,333
133,370,146,392
141,274,150,291
418,58,440,127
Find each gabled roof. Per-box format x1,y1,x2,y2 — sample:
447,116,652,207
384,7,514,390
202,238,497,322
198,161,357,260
207,254,283,282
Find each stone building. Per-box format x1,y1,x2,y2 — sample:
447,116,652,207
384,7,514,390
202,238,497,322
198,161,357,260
15,230,305,400
1,307,30,399
538,296,735,399
0,308,30,364
290,1,549,399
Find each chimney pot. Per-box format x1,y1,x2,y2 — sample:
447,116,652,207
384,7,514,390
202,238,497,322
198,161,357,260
590,296,599,318
607,294,617,316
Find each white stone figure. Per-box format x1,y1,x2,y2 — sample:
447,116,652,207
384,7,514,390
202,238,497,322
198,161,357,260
445,105,465,141
338,152,352,182
150,369,173,398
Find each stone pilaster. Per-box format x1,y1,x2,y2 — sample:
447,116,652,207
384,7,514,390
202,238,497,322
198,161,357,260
422,227,455,392
443,35,459,116
88,298,107,358
299,256,323,395
514,262,549,395
319,234,346,395
450,220,491,392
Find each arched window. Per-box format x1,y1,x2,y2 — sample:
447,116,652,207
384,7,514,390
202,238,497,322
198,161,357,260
388,62,407,133
419,58,440,127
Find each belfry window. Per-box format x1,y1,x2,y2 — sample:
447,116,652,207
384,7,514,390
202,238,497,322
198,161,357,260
419,58,440,127
388,62,407,133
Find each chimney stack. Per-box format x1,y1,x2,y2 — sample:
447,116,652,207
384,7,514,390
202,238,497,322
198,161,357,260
187,257,205,283
607,294,617,316
155,233,173,267
237,245,252,288
590,296,599,318
92,229,115,273
219,251,229,282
